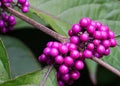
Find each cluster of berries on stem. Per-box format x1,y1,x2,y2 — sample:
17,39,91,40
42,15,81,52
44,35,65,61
0,0,30,33
38,17,117,86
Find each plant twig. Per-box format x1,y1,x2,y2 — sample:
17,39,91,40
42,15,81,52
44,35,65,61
92,57,120,77
40,65,53,86
6,7,120,77
6,7,68,43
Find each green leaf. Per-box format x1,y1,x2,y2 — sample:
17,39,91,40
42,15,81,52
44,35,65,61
0,35,40,78
0,39,10,83
29,8,71,36
0,66,58,86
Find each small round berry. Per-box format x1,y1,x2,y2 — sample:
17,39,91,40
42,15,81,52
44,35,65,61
87,43,94,50
75,60,84,70
38,54,47,62
97,45,105,54
87,25,96,34
101,31,108,39
80,33,89,42
43,47,51,56
55,55,64,64
64,56,74,66
102,40,111,48
59,45,68,54
71,24,81,34
22,6,29,13
90,21,97,28
68,29,74,36
93,52,102,58
93,31,102,39
59,65,69,74
47,41,53,47
70,36,80,44
62,73,70,82
79,17,91,27
70,50,80,59
98,25,109,32
83,50,92,58
68,43,77,51
50,48,59,57
58,81,64,86
109,38,117,47
108,30,115,38
93,39,101,46
0,20,5,29
52,42,60,48
104,48,110,55
96,22,102,28
23,1,30,7
8,15,16,23
70,71,80,80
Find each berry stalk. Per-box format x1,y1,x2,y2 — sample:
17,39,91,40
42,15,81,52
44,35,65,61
6,7,120,78
6,7,68,43
92,57,120,77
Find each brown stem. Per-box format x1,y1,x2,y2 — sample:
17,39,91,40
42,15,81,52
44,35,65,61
92,57,120,77
6,7,68,43
6,7,120,77
40,65,53,86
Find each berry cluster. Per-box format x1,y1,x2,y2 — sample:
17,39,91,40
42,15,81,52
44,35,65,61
68,17,117,58
0,0,30,33
38,41,84,86
38,17,117,86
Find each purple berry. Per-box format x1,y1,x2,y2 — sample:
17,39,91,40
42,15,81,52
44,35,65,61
93,31,102,39
109,38,117,47
22,6,29,13
90,21,97,28
50,48,59,57
93,39,101,46
68,29,74,36
108,30,115,38
101,31,108,40
59,65,69,74
96,22,102,28
70,50,80,59
59,45,68,54
87,43,94,50
80,33,89,42
79,17,91,27
43,47,51,56
62,73,70,82
71,24,81,34
38,54,47,62
87,25,96,34
98,25,109,32
47,41,53,47
0,20,5,29
75,60,84,70
68,43,77,51
70,71,80,80
70,36,80,44
64,56,74,66
55,55,64,64
83,50,92,58
104,48,110,55
97,45,105,54
102,40,111,48
93,52,102,58
52,42,60,48
58,81,64,86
